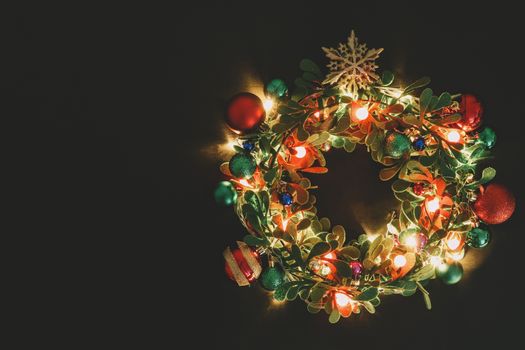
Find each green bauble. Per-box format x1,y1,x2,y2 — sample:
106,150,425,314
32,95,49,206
266,79,288,98
478,127,496,149
214,181,237,206
467,226,491,248
229,153,256,178
384,132,411,158
260,266,286,291
436,262,463,285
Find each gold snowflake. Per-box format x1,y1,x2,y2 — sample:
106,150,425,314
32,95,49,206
322,31,383,97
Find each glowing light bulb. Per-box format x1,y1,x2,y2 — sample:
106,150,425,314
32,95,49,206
323,252,336,260
314,111,321,119
430,255,443,267
446,237,461,251
405,235,418,248
448,249,465,261
447,130,461,143
294,146,307,158
281,219,289,231
355,107,369,121
263,98,274,111
320,265,331,276
238,179,253,188
426,197,440,213
393,255,407,268
335,292,353,308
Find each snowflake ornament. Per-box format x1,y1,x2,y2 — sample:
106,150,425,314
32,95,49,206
322,31,383,97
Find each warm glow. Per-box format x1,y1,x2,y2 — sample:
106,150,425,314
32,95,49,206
294,146,307,158
335,292,353,308
430,255,443,267
393,255,407,268
447,130,461,143
314,111,321,119
320,265,331,276
323,252,336,260
355,107,369,121
263,98,274,111
446,237,461,251
405,235,418,248
238,179,253,189
448,249,465,261
281,219,289,231
426,197,440,213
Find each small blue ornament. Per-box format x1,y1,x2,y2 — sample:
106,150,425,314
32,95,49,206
242,140,255,152
412,137,426,151
279,192,293,206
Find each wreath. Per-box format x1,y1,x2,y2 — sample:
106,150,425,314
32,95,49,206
215,31,515,323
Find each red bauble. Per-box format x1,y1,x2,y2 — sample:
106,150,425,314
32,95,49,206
473,183,515,224
456,94,483,132
225,92,266,134
224,241,262,286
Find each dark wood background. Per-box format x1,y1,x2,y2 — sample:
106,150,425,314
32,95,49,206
7,2,524,349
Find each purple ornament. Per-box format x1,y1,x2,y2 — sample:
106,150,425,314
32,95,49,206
350,261,363,279
417,233,428,251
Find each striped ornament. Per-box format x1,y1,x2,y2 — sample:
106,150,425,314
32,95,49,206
224,241,262,286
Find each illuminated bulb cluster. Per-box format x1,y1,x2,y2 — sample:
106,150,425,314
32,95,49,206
263,98,274,111
393,255,407,268
447,249,465,261
355,107,369,121
404,235,418,248
335,292,353,308
430,255,443,267
447,130,461,143
294,146,306,158
426,197,440,213
446,236,461,251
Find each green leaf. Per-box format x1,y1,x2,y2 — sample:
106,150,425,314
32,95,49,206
263,167,278,185
292,87,308,101
479,167,496,184
290,244,304,267
403,77,431,95
307,242,331,261
299,58,322,78
333,260,353,278
362,301,376,314
259,136,272,155
332,137,345,148
295,77,313,88
338,246,360,260
392,179,411,193
297,124,310,141
343,139,356,153
434,92,452,110
309,283,328,302
331,116,350,133
356,287,379,301
307,303,322,314
381,70,394,86
302,71,319,82
328,309,341,324
286,285,300,300
297,218,312,230
423,293,432,310
243,235,268,247
419,88,433,115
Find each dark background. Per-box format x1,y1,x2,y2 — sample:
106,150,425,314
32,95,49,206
6,2,525,349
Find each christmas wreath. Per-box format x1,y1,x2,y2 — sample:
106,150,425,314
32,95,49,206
215,31,515,323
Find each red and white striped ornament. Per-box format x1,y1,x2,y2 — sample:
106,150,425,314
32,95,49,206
224,241,262,286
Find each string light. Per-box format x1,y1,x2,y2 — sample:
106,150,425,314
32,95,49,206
263,98,274,111
294,146,307,158
314,111,321,119
446,235,461,251
320,265,332,276
335,292,353,308
404,235,418,248
281,218,289,231
393,255,407,268
447,130,461,143
426,197,440,213
448,249,465,261
323,252,336,260
430,255,443,267
355,107,369,121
